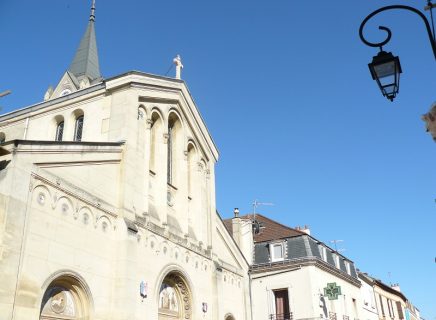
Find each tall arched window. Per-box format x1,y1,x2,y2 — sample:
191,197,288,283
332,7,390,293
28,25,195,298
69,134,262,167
167,123,173,184
74,116,84,141
150,112,163,175
187,143,197,198
55,121,64,141
0,132,5,144
167,113,182,186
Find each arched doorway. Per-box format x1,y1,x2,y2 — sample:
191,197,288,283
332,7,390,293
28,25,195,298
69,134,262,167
39,275,91,320
225,313,236,320
158,272,192,320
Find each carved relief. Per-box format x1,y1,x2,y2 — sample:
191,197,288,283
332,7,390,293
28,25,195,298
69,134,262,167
159,273,192,320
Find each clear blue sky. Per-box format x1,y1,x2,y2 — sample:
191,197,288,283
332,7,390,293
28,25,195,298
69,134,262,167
1,0,435,318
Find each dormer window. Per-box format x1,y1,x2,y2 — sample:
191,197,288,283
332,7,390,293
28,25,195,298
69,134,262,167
319,245,327,262
345,261,351,275
333,254,340,268
270,242,285,262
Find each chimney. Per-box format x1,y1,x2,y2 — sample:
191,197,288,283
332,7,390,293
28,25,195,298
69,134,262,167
234,207,240,218
391,284,401,292
231,208,253,264
301,225,311,235
295,225,311,235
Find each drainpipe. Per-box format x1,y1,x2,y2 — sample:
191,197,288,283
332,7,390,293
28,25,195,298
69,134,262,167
249,272,254,320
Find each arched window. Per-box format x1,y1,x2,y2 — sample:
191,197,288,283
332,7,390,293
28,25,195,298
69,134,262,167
167,113,182,186
0,132,5,144
74,116,84,141
150,112,163,174
55,121,64,141
187,143,197,198
167,123,173,184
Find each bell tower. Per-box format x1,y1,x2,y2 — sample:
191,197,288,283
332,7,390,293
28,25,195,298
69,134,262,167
45,0,102,101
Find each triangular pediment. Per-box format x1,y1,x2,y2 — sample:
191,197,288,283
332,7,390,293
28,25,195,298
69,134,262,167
47,71,80,100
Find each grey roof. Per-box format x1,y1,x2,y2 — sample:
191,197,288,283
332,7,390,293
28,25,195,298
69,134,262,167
68,18,101,81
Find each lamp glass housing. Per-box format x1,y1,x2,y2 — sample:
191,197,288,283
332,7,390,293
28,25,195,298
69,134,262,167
368,51,402,101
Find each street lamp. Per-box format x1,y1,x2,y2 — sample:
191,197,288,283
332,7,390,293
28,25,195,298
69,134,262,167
359,2,436,101
368,50,402,102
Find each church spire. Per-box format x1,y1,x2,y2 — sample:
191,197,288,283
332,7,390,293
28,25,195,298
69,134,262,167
68,0,101,82
90,0,96,22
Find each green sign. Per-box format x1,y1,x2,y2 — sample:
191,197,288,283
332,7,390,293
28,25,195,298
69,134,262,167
324,282,341,300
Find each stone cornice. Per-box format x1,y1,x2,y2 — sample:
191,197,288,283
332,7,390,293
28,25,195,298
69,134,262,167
250,257,361,287
0,83,105,124
3,140,124,155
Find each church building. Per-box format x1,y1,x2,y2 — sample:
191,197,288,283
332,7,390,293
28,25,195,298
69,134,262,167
0,2,250,320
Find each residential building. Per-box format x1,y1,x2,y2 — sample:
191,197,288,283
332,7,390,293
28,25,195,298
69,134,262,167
357,273,420,320
225,213,362,320
358,273,381,320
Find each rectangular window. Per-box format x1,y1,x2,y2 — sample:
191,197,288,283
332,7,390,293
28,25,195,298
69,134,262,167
319,245,327,262
387,299,392,318
379,295,385,317
333,254,340,268
270,243,284,262
345,261,351,275
389,300,395,318
396,302,404,320
273,289,290,320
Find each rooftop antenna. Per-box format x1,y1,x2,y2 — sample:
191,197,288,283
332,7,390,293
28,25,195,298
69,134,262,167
251,200,274,235
0,90,11,98
252,199,274,221
330,239,345,252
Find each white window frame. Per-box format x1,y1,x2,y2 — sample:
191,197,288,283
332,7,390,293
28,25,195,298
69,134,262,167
345,261,351,275
319,245,327,262
333,254,340,268
270,242,285,262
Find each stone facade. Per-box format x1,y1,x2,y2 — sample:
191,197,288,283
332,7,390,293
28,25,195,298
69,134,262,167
0,71,250,320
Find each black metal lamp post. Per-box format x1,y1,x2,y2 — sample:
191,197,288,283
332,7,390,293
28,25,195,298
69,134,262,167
359,2,436,101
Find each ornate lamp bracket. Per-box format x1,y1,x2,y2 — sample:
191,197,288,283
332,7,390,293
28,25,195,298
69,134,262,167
359,4,436,59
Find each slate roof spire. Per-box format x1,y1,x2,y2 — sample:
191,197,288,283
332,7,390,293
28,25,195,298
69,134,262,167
68,0,101,82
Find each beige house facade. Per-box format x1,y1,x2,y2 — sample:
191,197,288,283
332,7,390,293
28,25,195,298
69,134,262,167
358,273,420,320
357,273,379,320
0,4,250,320
225,214,362,320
